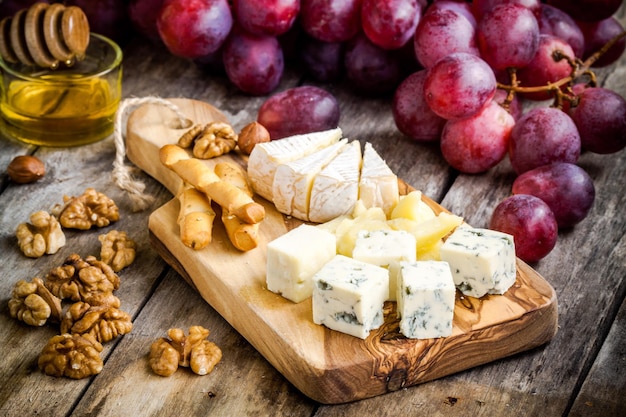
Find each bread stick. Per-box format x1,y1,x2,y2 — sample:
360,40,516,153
214,162,253,196
177,187,215,250
160,144,265,224
215,161,260,251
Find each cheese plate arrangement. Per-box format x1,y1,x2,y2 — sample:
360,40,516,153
125,98,558,404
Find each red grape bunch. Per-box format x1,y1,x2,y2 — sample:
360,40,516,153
4,0,623,264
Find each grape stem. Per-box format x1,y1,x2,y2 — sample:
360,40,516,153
497,29,626,109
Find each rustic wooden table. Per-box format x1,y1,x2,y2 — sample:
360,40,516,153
1,9,625,416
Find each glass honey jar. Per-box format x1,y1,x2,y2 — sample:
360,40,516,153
0,33,122,147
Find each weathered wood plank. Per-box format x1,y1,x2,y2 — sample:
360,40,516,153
569,296,626,416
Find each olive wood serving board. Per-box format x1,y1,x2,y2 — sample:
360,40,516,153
126,98,558,404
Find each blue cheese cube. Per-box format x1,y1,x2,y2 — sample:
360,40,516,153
397,260,456,339
351,229,416,302
312,255,389,339
440,226,516,298
266,224,337,303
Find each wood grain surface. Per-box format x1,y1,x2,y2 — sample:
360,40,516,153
127,99,558,403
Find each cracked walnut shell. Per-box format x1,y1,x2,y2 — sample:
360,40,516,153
61,301,133,344
38,333,103,379
8,278,62,326
44,254,121,308
54,188,119,230
16,210,66,258
98,230,136,272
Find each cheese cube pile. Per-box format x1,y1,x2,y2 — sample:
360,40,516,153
312,255,389,339
266,225,336,303
440,226,516,298
351,229,416,301
397,261,456,339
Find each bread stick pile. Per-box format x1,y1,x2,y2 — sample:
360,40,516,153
159,144,263,251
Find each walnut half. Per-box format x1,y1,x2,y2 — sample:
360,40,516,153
8,278,62,326
177,122,237,159
44,254,121,308
98,230,136,272
38,333,104,379
54,188,120,230
15,211,66,258
61,301,133,344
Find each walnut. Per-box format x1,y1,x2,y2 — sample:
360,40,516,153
190,340,222,376
177,122,237,159
8,278,62,326
60,301,133,344
44,254,121,307
15,211,66,258
38,333,103,379
148,326,222,377
54,188,119,230
98,230,136,272
149,338,181,377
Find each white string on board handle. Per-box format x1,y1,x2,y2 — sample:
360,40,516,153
111,96,187,212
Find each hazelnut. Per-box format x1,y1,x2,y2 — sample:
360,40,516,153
7,155,46,184
237,121,270,155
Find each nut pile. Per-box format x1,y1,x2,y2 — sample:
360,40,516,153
177,121,270,159
8,189,137,379
15,188,121,258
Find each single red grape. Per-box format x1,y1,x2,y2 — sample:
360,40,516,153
344,32,403,96
509,107,581,175
129,0,165,43
538,4,585,58
569,87,626,154
300,0,362,43
232,0,299,37
512,162,595,228
578,17,626,68
517,34,576,101
440,100,514,173
392,70,446,142
222,27,284,96
477,3,540,71
472,0,541,20
257,86,340,139
157,0,233,59
423,52,497,120
414,7,479,69
490,194,558,263
361,0,421,50
299,36,344,82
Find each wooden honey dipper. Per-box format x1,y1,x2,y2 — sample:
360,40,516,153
0,2,90,69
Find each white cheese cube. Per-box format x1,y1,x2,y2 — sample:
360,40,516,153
312,255,389,339
308,140,362,223
440,226,516,298
359,142,399,217
266,224,337,303
351,229,416,302
247,128,342,201
397,260,456,339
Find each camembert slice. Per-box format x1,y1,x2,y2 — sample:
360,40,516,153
359,142,399,217
272,139,348,220
309,140,362,223
247,127,342,201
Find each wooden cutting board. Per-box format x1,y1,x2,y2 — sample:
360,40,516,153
126,98,558,404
